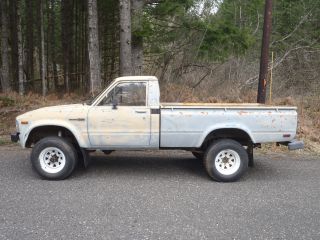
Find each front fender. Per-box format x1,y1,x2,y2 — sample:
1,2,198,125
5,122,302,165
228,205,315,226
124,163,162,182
22,119,90,148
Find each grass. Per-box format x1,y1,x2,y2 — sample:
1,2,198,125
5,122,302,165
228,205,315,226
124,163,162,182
0,96,15,107
0,92,82,137
0,135,15,146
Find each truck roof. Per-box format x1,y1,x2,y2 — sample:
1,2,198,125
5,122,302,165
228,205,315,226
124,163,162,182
115,76,158,81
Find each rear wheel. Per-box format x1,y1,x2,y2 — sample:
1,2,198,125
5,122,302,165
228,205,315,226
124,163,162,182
204,139,248,182
31,136,78,180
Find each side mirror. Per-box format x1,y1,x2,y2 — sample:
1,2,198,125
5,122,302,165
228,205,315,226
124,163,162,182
112,98,118,109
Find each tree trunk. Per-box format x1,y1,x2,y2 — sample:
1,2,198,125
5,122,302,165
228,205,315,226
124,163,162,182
49,0,58,91
131,0,144,75
25,0,34,88
87,0,102,94
61,0,74,93
119,0,132,76
80,0,87,90
17,0,24,95
74,0,79,89
109,2,119,80
40,0,47,96
0,0,11,92
9,0,18,91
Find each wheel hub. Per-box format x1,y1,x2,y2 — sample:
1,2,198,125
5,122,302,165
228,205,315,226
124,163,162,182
50,154,59,163
39,147,66,174
222,156,229,164
215,149,241,175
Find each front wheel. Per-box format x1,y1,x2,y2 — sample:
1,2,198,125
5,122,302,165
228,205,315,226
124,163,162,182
204,139,248,182
31,136,78,180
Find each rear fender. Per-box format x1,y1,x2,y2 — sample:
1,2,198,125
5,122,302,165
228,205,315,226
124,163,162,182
197,123,255,147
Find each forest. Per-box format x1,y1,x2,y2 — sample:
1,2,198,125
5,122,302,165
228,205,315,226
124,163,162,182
0,0,319,148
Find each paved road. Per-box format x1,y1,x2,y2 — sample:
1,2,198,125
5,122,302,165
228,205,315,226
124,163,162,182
0,146,319,240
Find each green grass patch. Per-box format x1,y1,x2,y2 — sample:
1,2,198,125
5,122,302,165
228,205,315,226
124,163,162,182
0,96,15,107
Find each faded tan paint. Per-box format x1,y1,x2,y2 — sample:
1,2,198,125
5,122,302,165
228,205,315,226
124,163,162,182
87,105,152,147
16,104,90,148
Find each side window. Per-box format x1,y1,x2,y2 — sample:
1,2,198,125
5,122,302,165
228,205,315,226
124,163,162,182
99,82,146,106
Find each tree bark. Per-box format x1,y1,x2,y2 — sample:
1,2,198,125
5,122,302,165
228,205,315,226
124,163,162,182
49,0,58,91
131,0,144,75
61,0,74,93
17,0,24,95
9,0,18,91
25,0,34,87
119,0,132,76
0,0,11,92
40,0,47,96
109,2,119,80
87,0,102,94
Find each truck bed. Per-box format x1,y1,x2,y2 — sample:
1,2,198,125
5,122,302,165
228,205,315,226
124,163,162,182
159,102,297,148
161,102,297,110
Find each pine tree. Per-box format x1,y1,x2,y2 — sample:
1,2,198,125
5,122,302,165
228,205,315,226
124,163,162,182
87,0,102,94
0,0,11,92
119,0,132,76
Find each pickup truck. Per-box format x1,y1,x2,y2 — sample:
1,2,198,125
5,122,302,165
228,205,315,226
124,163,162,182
11,76,303,182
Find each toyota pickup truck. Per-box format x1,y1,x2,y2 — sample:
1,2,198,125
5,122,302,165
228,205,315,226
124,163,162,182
11,76,303,182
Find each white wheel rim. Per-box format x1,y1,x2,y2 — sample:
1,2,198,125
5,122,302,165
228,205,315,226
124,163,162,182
39,147,66,174
214,149,241,175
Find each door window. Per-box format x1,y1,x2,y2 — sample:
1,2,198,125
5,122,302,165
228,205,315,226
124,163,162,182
99,82,146,106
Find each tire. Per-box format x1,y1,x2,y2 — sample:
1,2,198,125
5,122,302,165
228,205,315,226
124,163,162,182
31,136,78,180
192,151,204,160
203,139,248,182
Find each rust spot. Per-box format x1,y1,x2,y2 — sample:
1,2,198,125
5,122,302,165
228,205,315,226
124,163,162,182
238,110,249,115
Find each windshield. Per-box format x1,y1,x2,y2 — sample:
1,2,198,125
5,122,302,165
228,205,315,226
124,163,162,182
85,88,107,105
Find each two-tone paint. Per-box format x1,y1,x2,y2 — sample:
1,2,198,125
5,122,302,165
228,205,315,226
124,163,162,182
15,76,298,150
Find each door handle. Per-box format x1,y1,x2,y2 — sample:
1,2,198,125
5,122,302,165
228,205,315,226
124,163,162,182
135,110,147,113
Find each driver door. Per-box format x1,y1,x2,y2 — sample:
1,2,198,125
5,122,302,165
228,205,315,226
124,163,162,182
87,81,151,148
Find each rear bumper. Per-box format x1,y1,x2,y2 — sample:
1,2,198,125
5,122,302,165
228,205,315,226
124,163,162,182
277,139,304,150
11,132,20,142
288,139,304,150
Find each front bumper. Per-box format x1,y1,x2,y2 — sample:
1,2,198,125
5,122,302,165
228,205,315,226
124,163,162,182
11,132,20,142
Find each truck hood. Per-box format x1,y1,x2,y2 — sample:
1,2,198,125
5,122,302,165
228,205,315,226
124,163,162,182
17,104,88,121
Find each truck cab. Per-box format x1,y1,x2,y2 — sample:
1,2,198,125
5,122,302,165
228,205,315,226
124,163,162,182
87,76,160,149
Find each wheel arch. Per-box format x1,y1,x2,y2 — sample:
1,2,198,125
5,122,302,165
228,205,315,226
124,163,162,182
199,127,254,149
24,122,87,149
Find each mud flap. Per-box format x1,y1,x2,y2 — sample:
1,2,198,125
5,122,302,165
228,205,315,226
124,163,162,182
80,149,91,168
247,145,254,167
